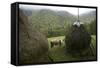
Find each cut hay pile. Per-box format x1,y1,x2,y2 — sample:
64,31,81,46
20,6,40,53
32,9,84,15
19,10,50,64
65,23,91,56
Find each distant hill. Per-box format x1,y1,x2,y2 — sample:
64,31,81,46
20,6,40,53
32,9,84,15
20,8,33,16
80,11,96,23
56,11,76,24
19,8,96,37
29,9,77,37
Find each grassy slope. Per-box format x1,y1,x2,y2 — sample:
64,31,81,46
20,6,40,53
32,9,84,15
48,35,96,62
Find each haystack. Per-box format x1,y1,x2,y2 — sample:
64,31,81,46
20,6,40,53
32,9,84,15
65,21,91,55
19,9,50,64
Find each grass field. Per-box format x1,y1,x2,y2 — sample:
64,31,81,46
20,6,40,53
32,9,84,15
47,35,96,62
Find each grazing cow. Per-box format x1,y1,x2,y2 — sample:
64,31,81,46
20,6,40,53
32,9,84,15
50,40,62,48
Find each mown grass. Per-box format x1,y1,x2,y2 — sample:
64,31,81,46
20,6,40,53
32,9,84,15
91,35,96,56
91,35,96,47
47,35,96,62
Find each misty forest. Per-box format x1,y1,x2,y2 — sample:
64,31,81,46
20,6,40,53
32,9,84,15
19,6,96,64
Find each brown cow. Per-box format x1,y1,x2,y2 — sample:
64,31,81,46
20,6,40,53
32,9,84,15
50,40,62,48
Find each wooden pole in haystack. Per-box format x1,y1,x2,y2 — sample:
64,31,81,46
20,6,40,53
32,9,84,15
65,8,91,56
